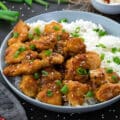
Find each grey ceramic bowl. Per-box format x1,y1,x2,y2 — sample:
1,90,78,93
91,0,120,14
0,10,120,113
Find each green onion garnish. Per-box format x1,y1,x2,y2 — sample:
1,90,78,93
55,80,62,87
30,44,36,51
93,28,107,37
86,91,94,97
75,27,80,33
14,46,26,58
111,75,118,82
53,25,60,31
46,90,53,97
111,47,117,53
34,27,41,35
59,18,68,23
113,56,120,65
56,35,61,41
18,46,26,52
76,67,88,75
44,50,52,56
41,70,48,76
96,43,106,48
14,51,20,58
28,33,33,39
106,68,113,73
71,32,79,38
100,53,105,61
34,72,40,79
107,60,111,63
60,85,68,94
13,32,19,38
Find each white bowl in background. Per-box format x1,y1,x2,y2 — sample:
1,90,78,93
91,0,120,14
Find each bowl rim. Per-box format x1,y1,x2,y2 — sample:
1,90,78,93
0,10,120,112
93,0,120,6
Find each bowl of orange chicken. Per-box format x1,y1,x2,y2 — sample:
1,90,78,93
0,11,120,113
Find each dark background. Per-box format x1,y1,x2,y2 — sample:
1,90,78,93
0,1,120,120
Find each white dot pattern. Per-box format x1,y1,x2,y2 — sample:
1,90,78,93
1,1,120,120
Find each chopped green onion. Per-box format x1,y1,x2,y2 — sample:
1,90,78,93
111,47,117,53
80,37,85,42
30,58,34,62
100,53,105,61
55,80,62,87
46,90,53,97
107,60,111,63
118,48,120,52
34,27,41,35
56,35,61,41
113,56,120,65
53,25,60,31
18,46,26,52
59,18,68,23
75,27,80,33
93,28,107,37
34,72,40,79
13,32,19,38
60,85,68,94
106,68,113,73
111,75,118,82
44,50,52,56
76,67,88,75
14,51,20,58
30,44,36,51
14,46,26,58
28,33,33,39
41,70,48,76
96,43,106,48
71,32,79,38
86,91,94,97
62,29,66,33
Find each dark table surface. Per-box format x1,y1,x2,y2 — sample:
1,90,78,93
0,1,120,120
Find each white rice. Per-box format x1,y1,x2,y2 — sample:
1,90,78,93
28,20,120,76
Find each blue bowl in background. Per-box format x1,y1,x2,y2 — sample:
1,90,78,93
91,0,120,15
0,10,120,113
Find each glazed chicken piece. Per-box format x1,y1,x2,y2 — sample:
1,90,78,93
39,50,64,64
41,67,62,85
3,59,42,76
8,20,29,46
44,21,63,34
3,53,64,76
38,49,53,59
36,82,62,105
90,68,120,89
96,83,120,102
65,54,89,83
63,37,86,56
5,42,38,64
54,31,70,54
64,80,89,106
29,33,57,51
19,75,38,97
105,70,120,83
90,68,107,89
86,51,101,70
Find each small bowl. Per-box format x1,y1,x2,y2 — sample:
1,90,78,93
91,0,120,14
